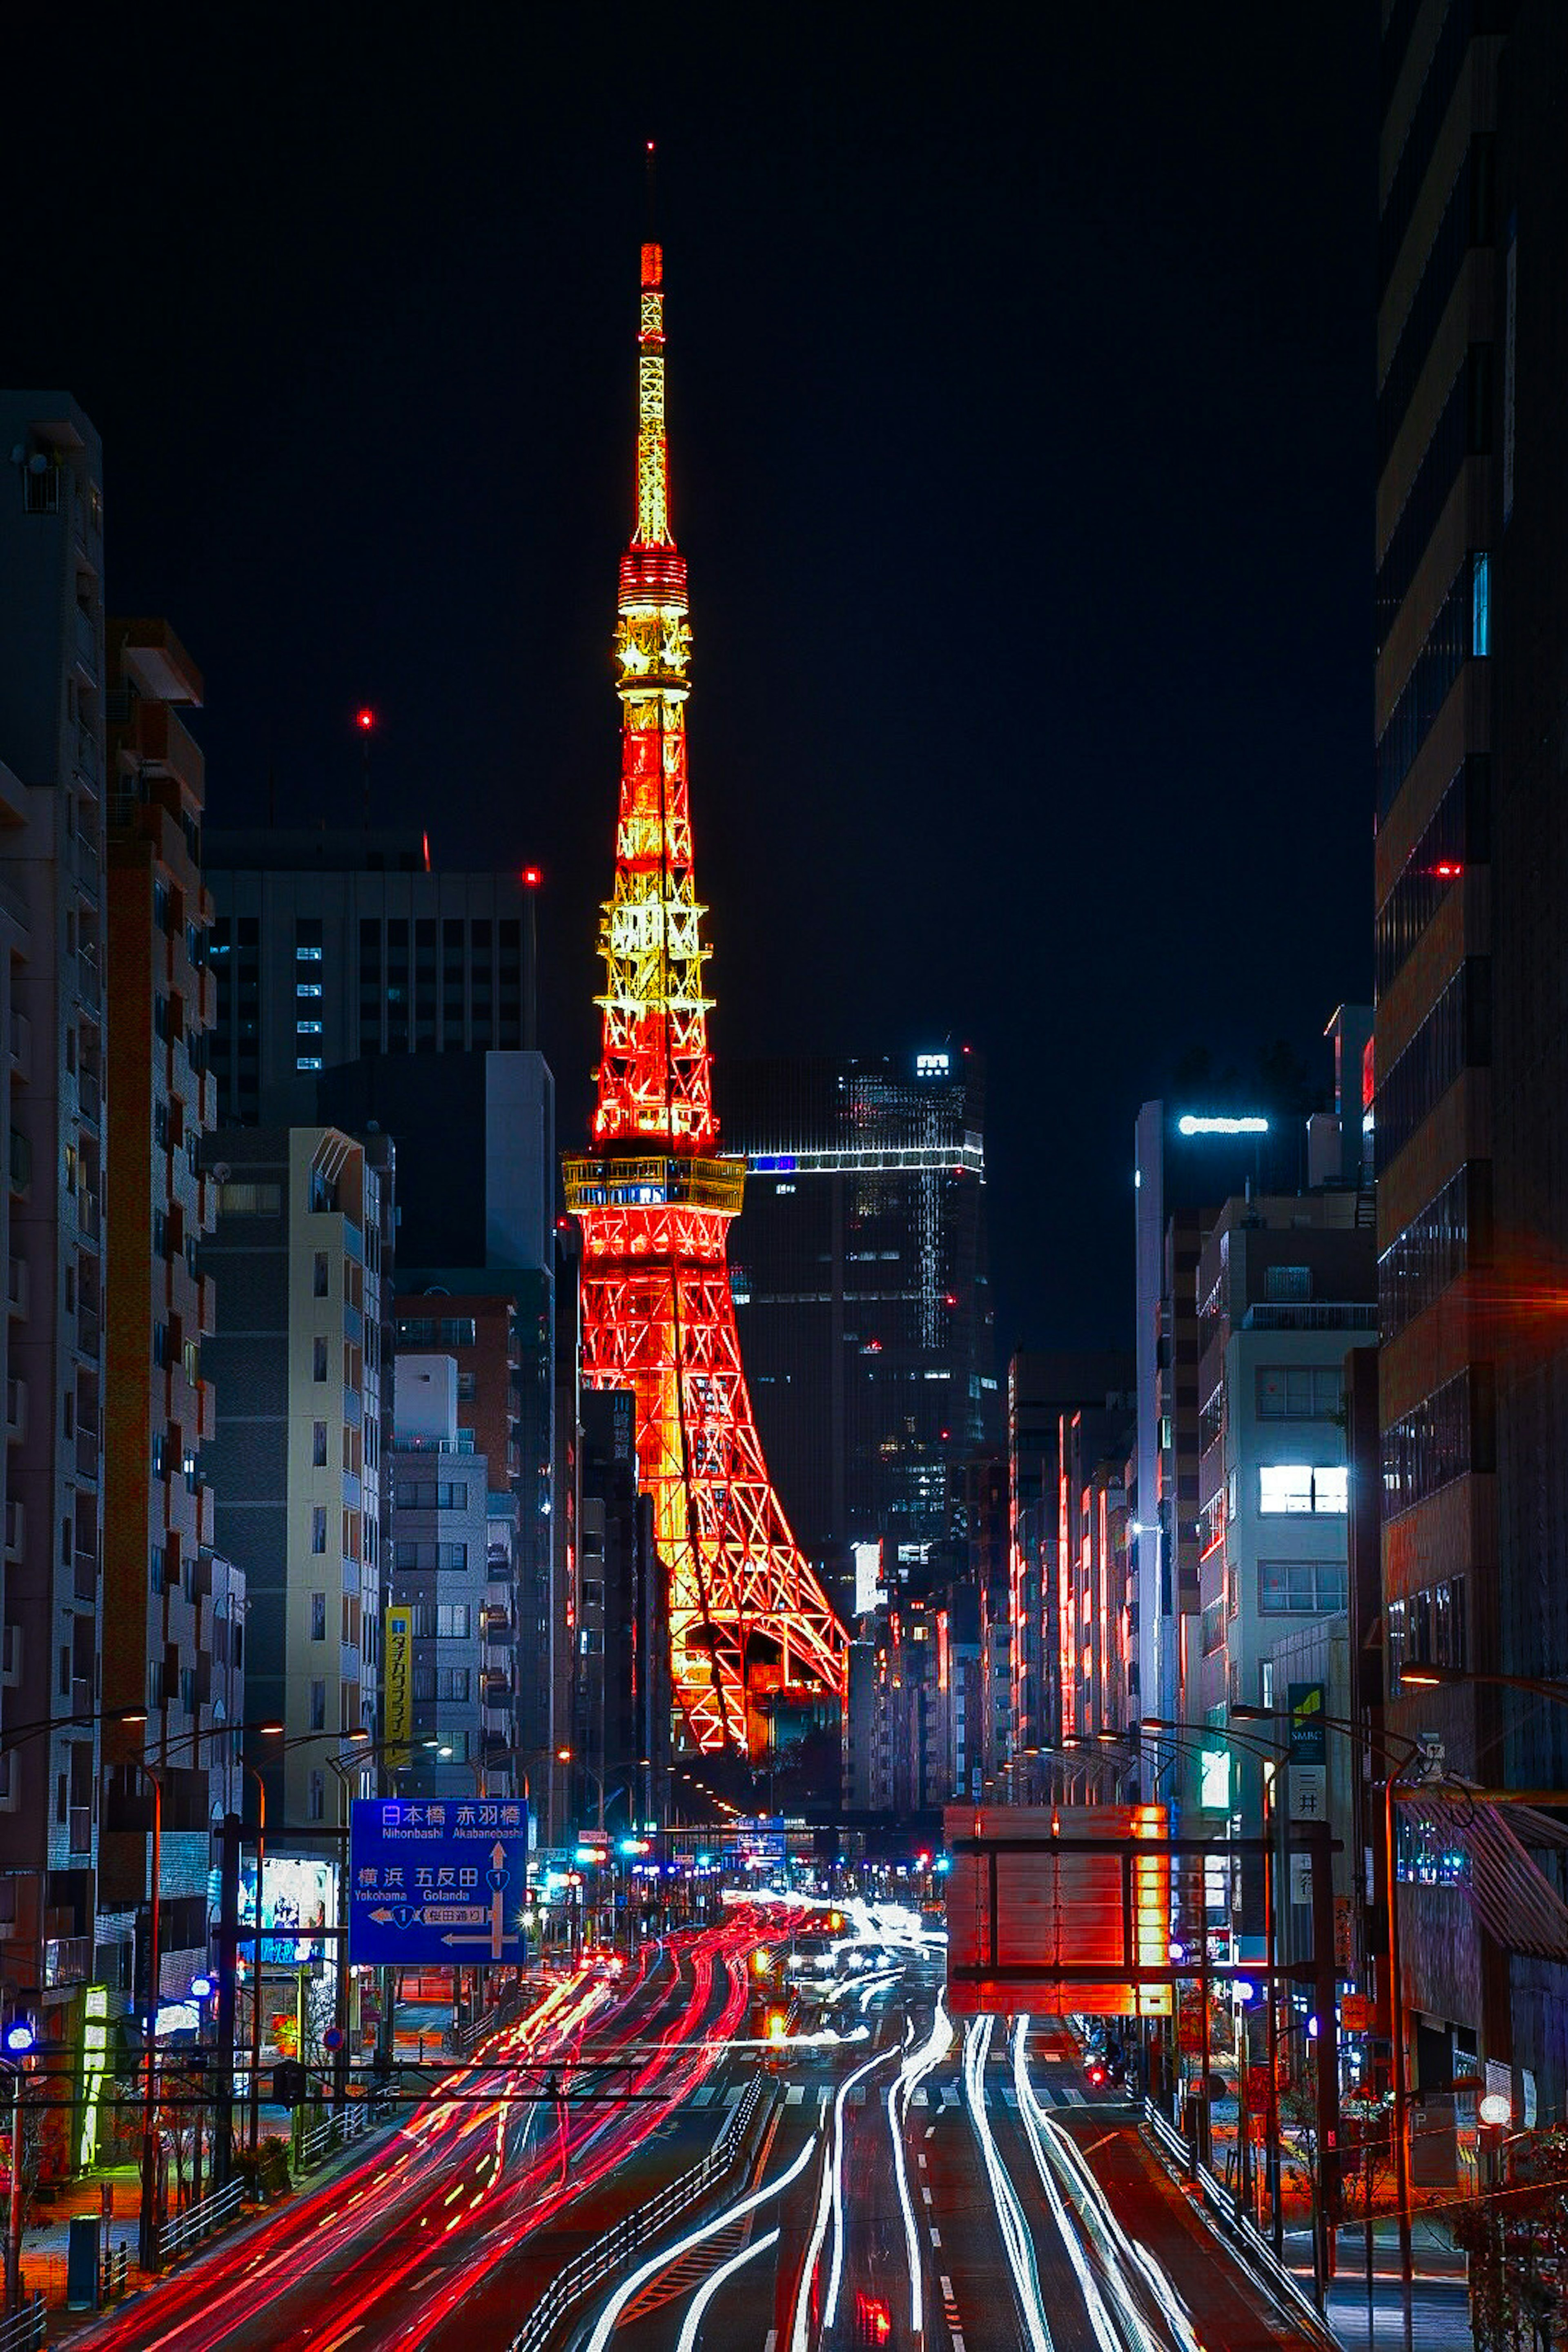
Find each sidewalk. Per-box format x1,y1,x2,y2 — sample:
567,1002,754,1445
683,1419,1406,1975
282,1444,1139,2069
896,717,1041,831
1280,2222,1473,2352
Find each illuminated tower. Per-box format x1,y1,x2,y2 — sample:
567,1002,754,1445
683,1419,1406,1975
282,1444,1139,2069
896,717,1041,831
564,235,846,1756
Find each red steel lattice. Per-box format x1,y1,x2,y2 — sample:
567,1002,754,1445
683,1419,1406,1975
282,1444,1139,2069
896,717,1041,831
564,241,846,1756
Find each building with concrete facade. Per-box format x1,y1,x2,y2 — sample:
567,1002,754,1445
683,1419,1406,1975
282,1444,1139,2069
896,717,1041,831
98,617,234,2003
0,394,109,2085
202,1127,393,1829
388,1354,490,1798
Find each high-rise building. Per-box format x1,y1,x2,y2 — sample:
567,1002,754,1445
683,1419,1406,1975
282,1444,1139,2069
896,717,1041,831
562,236,844,1756
391,1290,549,1816
0,393,109,2076
98,617,236,2001
387,1355,490,1796
715,1051,996,1581
1005,1352,1133,1777
1376,2,1568,2112
202,1127,394,1828
203,834,536,1127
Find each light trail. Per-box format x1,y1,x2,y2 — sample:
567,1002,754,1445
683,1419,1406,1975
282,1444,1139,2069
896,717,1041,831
823,2045,899,2331
582,2133,820,2352
672,2225,780,2352
1009,2021,1128,2352
887,1992,954,2334
1016,2044,1203,2352
963,2014,1053,2352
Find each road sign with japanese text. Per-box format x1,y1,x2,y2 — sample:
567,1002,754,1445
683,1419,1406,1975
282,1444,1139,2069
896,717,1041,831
348,1797,529,1967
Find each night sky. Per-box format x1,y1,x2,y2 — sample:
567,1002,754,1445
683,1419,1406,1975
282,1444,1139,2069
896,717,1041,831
11,5,1375,1357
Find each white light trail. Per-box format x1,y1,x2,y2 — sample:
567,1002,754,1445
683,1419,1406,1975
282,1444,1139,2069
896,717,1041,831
963,2016,1052,2352
888,1996,955,2335
1013,2020,1201,2352
584,2134,819,2352
823,2047,897,2330
673,2225,780,2352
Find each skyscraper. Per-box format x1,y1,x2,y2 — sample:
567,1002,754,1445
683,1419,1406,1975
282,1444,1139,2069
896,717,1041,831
563,236,844,1757
715,1050,996,1575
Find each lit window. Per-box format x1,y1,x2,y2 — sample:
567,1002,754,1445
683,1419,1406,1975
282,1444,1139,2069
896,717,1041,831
296,945,323,962
297,1020,323,1034
297,1056,323,1071
1258,1465,1348,1515
297,982,323,999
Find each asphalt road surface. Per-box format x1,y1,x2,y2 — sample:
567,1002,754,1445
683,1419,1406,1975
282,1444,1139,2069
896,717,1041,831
77,1900,1332,2352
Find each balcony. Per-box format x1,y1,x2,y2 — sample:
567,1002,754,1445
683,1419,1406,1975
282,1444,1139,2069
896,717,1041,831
43,1936,90,1989
76,951,100,1015
74,831,99,902
78,1067,101,1129
8,1129,30,1197
73,606,98,684
6,1258,24,1321
198,1273,216,1334
66,1806,91,1857
72,1548,96,1604
4,1500,22,1560
197,1380,216,1443
76,1302,99,1359
4,1379,22,1441
76,1189,100,1244
75,1426,99,1482
7,1012,27,1081
343,1302,363,1345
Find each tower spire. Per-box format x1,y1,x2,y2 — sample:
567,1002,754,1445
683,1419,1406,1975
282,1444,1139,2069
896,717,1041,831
594,229,711,1152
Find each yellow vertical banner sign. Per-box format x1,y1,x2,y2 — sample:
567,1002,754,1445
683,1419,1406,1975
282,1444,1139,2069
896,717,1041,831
385,1605,413,1768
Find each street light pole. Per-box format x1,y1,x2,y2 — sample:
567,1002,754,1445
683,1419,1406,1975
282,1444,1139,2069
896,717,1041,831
134,1762,163,2272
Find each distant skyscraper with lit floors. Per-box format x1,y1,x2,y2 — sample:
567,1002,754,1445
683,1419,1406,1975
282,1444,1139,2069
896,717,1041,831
563,235,846,1757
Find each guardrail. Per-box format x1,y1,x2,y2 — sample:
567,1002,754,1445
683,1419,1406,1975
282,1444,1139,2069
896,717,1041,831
509,2074,767,2352
157,2176,245,2268
1141,2098,1339,2348
0,2292,45,2352
450,1984,530,2061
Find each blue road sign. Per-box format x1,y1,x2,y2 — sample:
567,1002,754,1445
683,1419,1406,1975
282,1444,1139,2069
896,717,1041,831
348,1798,529,1968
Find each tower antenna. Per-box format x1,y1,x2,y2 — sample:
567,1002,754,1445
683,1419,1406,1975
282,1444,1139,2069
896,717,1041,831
645,138,657,243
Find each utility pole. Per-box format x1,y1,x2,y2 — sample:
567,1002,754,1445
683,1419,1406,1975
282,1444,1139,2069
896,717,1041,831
214,1812,241,2186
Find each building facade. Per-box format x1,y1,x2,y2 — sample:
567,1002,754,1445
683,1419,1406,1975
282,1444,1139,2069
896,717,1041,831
388,1354,490,1797
202,1127,393,1828
0,394,109,2070
716,1050,996,1578
203,835,537,1127
99,617,229,2003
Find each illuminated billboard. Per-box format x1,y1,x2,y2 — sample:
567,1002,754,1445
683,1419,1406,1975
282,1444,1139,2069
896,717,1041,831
852,1540,884,1617
385,1604,413,1767
944,1803,1171,2018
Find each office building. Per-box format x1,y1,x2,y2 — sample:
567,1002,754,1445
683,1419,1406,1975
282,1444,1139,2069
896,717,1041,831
1058,1396,1138,1759
715,1050,996,1577
1006,1352,1134,1775
99,616,234,2000
572,1389,664,1836
0,394,108,2076
203,832,536,1127
202,1127,393,1829
388,1355,490,1796
1376,3,1568,2113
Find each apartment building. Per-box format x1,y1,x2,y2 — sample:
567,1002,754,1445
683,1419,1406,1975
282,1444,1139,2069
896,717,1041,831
99,618,231,1998
388,1356,490,1797
0,395,109,2080
202,1127,393,1828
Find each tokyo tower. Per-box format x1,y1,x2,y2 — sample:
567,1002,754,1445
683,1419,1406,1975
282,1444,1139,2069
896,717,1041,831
564,232,847,1759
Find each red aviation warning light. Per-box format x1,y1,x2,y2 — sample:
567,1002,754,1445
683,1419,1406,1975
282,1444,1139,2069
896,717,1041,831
522,865,543,889
355,706,375,732
561,228,846,1758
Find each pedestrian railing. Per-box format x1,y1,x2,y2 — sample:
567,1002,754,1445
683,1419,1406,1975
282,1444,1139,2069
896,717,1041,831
157,2175,245,2267
509,2074,768,2352
0,2291,45,2352
99,2241,129,2304
1141,2097,1339,2348
451,1986,530,2061
298,2092,390,2173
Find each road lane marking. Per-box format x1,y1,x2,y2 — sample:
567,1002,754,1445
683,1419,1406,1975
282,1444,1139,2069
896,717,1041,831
764,2334,777,2352
921,2186,933,2205
786,2084,804,2106
930,2226,941,2247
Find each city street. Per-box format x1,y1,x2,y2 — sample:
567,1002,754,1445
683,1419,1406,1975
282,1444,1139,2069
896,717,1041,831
74,1904,1334,2352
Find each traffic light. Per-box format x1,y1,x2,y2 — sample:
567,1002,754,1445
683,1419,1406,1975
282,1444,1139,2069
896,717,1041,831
271,2059,308,2108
